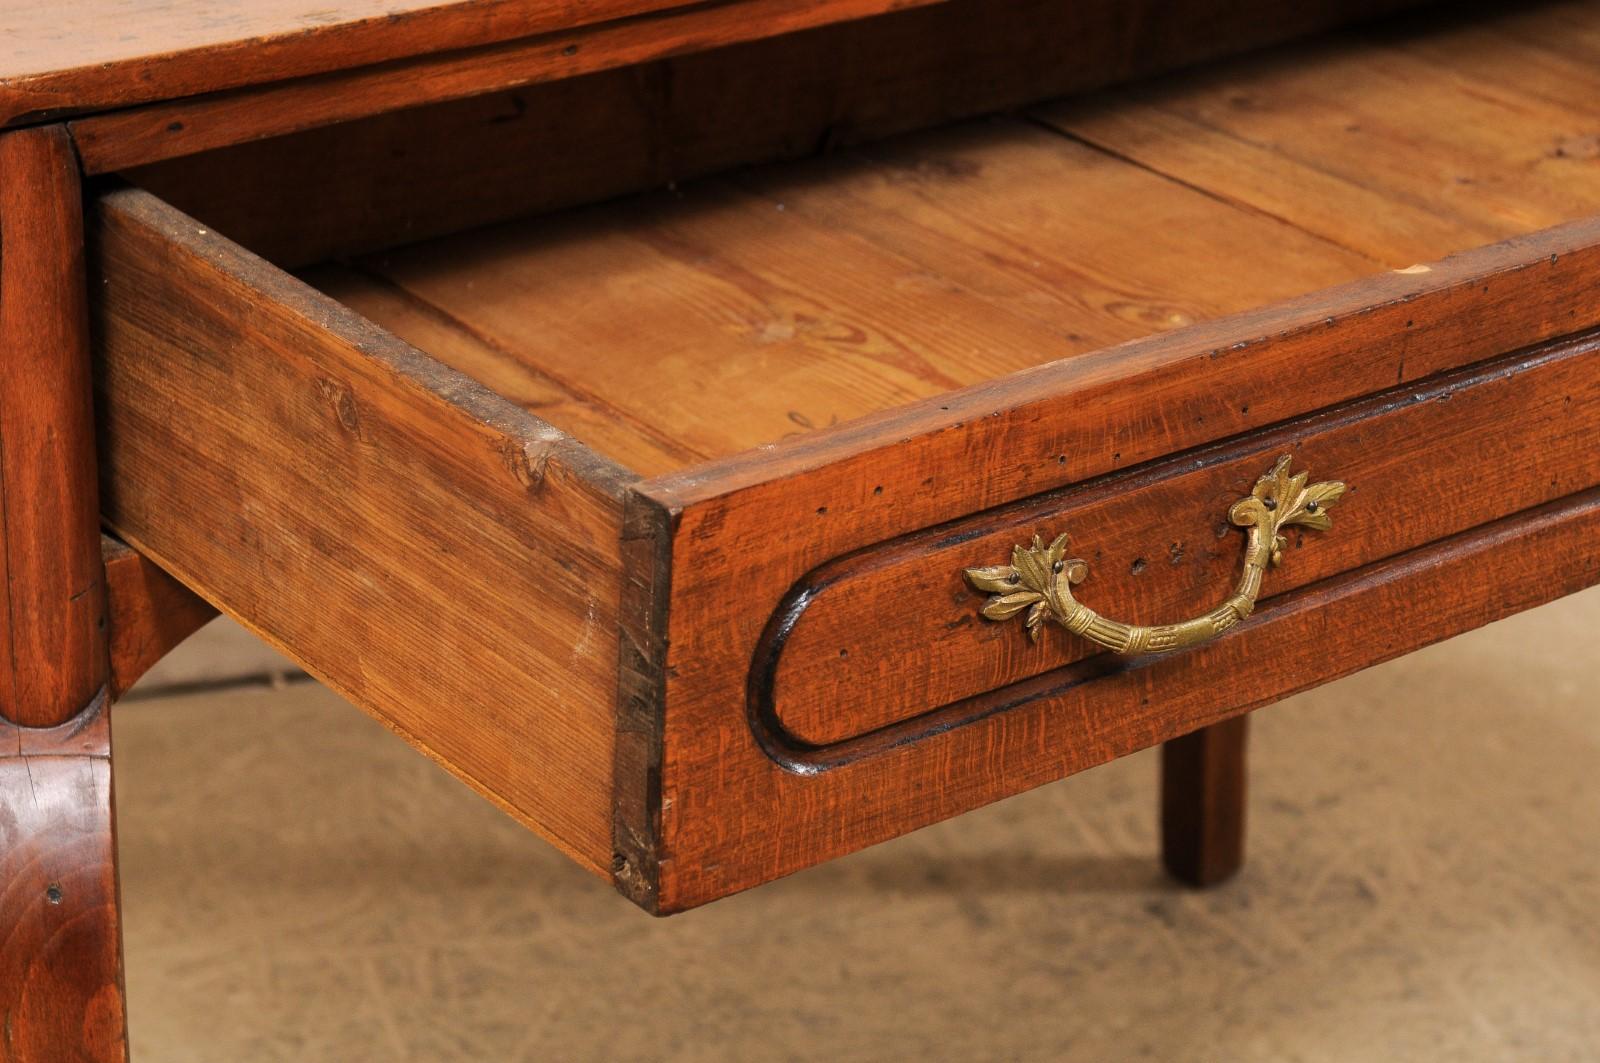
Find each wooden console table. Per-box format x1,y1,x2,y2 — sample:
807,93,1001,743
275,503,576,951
5,1,1600,1057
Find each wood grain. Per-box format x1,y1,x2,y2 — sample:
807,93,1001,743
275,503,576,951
308,264,701,477
101,538,218,701
0,0,752,125
90,187,633,875
69,0,948,174
0,698,127,1063
642,485,1600,910
122,0,1434,267
0,126,109,728
1161,715,1249,888
340,119,1372,470
764,334,1600,745
1037,5,1600,266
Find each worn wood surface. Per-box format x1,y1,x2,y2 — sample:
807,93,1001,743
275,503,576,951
331,120,1373,473
0,126,108,729
1038,6,1600,266
0,0,782,126
764,335,1600,744
68,0,949,174
638,484,1600,910
101,538,218,701
309,266,699,476
1161,716,1249,888
123,0,1432,268
0,698,127,1063
90,187,632,875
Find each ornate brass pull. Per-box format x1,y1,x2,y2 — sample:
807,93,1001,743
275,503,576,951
964,455,1346,655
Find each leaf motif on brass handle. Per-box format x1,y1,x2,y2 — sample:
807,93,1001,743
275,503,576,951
963,455,1346,655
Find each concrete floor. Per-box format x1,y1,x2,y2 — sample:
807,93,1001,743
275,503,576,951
116,588,1600,1062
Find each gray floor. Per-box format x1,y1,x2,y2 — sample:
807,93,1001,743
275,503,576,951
116,588,1600,1062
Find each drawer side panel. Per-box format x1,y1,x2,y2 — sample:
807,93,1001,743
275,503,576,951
91,188,629,875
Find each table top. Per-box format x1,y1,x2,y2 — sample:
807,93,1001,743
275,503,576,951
0,0,695,125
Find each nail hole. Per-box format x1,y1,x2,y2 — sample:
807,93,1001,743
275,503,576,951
872,485,883,495
1130,558,1147,575
45,883,63,905
838,648,849,659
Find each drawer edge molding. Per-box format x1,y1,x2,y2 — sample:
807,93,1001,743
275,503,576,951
747,486,1600,779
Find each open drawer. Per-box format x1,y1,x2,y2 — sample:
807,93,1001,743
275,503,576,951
91,1,1600,912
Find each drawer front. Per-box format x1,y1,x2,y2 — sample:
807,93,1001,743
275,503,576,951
627,221,1600,912
761,336,1600,747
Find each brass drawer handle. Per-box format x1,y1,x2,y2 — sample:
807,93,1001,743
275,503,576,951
964,455,1346,655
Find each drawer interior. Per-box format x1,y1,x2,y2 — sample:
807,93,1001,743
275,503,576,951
282,0,1600,476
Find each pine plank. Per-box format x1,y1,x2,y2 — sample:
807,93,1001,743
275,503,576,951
1037,8,1600,265
734,120,1377,337
309,264,699,476
344,120,1375,469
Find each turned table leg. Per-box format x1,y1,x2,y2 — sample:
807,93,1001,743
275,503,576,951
0,124,126,1063
1160,714,1249,887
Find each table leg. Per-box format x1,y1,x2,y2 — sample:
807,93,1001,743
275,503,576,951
1160,714,1249,887
0,701,129,1063
0,123,128,1061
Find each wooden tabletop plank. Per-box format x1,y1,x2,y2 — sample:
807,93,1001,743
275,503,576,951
0,0,710,126
4,0,946,133
60,0,943,170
